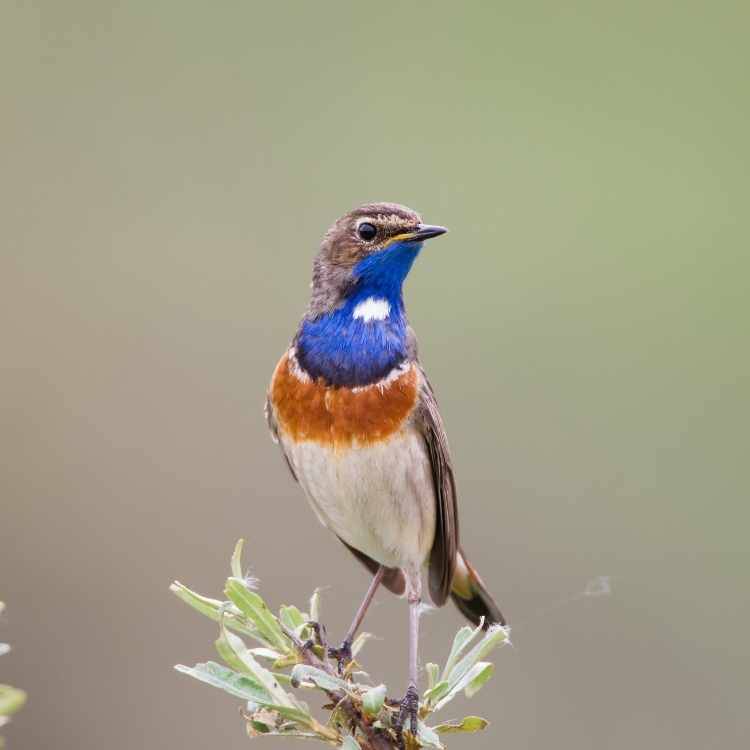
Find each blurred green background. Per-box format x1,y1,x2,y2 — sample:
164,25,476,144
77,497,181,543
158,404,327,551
2,2,748,748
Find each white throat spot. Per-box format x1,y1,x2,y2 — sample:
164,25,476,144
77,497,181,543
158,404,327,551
352,297,391,322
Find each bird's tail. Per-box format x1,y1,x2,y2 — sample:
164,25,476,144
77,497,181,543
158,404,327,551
450,549,506,628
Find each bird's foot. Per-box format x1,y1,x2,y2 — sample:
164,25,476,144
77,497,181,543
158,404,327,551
393,683,419,741
300,621,327,659
327,639,353,675
306,621,327,650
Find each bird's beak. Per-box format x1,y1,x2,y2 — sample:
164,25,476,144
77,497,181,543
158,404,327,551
395,224,448,244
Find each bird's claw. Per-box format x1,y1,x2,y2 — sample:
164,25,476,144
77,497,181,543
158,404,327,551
394,683,419,740
327,639,353,674
306,621,327,650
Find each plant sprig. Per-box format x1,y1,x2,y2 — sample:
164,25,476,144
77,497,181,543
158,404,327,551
172,540,508,749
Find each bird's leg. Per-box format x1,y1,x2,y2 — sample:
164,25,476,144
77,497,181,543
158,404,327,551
329,566,384,672
395,575,422,739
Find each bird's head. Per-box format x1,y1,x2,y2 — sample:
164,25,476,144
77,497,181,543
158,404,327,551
308,202,447,316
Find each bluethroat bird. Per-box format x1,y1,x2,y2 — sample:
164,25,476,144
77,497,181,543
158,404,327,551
265,202,505,733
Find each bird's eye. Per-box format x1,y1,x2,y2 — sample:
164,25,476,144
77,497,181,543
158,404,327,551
357,222,377,241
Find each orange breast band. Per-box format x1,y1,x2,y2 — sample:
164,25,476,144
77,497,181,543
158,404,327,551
269,352,419,448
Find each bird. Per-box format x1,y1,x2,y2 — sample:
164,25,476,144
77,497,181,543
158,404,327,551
265,202,505,734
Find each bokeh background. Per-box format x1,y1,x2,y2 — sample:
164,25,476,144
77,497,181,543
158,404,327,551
2,2,748,749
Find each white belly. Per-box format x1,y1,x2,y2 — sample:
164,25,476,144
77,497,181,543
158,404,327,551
281,427,436,571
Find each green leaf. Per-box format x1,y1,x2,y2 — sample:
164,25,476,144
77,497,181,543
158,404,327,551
220,622,299,709
433,716,489,734
175,661,270,703
245,706,279,734
225,578,289,652
425,662,440,691
0,686,27,717
215,625,253,675
308,588,322,623
249,647,283,661
260,703,312,724
362,684,386,717
440,623,482,682
446,625,507,686
417,722,444,748
246,655,299,709
341,736,360,749
290,664,350,694
279,605,305,632
433,662,494,711
465,662,494,698
422,680,450,705
231,539,245,579
170,582,258,638
249,719,272,734
175,662,311,724
270,672,294,686
214,620,294,702
170,581,224,619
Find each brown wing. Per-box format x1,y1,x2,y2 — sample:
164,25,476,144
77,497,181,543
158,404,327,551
414,370,459,606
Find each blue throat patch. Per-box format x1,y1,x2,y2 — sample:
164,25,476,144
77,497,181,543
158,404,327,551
296,241,422,387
